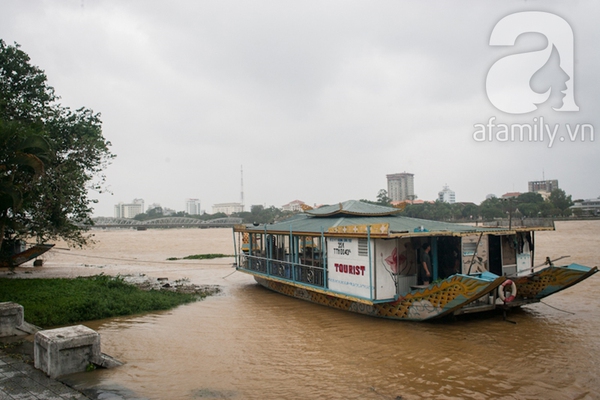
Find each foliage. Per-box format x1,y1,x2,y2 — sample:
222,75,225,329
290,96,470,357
132,209,228,221
548,189,573,216
397,190,577,222
233,204,295,224
0,40,114,252
376,189,392,206
0,275,200,328
479,196,506,220
360,189,394,207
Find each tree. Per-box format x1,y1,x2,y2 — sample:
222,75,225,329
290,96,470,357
0,40,114,252
548,189,573,216
460,203,479,220
234,205,292,224
517,192,544,204
479,197,505,220
376,189,392,206
514,192,545,217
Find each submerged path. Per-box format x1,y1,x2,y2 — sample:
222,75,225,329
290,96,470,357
0,348,89,400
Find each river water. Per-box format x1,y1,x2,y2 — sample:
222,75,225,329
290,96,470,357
9,221,600,399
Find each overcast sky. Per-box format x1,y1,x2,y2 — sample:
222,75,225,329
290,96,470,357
2,0,599,216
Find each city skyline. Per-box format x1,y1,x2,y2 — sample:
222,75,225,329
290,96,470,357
109,176,583,218
3,2,597,218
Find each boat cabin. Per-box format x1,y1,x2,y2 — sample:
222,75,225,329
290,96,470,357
234,201,553,304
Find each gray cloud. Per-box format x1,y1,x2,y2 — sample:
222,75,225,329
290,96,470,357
1,0,598,215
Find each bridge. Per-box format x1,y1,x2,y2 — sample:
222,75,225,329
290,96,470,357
91,217,243,229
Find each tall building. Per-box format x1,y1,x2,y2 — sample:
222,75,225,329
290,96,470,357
186,198,201,215
386,172,415,202
528,180,559,193
114,198,145,218
438,185,456,203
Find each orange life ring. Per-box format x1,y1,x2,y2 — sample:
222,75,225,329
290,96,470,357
498,279,517,303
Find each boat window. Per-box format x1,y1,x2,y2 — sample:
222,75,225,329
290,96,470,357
501,235,516,265
300,236,323,268
461,235,489,274
437,237,461,279
268,234,289,261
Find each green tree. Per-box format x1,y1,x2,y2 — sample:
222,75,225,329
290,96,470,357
515,192,545,217
480,197,505,220
234,205,292,224
0,40,114,252
517,192,544,204
460,203,479,220
548,189,573,216
376,189,392,206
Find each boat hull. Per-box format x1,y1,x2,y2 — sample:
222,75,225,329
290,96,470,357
0,244,55,268
250,272,505,321
503,263,598,307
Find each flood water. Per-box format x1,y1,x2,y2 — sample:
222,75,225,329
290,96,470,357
9,221,600,399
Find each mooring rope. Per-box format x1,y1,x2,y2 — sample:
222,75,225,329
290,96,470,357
540,300,576,315
50,249,233,265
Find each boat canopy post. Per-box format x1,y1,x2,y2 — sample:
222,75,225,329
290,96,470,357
368,225,373,300
283,224,292,282
531,231,535,268
321,227,327,289
232,229,238,266
264,225,270,275
248,232,253,257
432,237,439,281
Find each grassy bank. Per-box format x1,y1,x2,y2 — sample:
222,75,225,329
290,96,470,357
0,275,207,328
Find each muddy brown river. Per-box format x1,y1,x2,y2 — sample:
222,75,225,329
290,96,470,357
6,221,600,399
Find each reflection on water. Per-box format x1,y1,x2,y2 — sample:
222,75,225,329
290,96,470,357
57,222,600,399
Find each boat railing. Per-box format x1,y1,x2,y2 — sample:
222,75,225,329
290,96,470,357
482,218,554,229
240,253,326,288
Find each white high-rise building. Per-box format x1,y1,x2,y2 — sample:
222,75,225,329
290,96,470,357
438,185,456,204
386,172,415,202
186,198,201,215
114,198,145,218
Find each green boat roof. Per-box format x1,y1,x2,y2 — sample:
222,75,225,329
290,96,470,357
304,200,401,217
239,200,527,238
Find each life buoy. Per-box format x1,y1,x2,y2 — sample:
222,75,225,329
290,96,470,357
498,279,517,303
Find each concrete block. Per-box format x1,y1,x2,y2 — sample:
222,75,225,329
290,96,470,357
34,325,101,378
0,302,24,337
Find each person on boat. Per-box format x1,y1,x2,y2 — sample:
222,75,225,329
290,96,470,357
420,243,432,285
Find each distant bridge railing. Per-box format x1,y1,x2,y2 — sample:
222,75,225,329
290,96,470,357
91,217,243,228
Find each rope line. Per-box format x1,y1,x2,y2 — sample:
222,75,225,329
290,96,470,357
50,249,233,265
540,300,576,315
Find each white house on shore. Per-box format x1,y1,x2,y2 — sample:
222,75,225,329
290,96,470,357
282,200,307,212
570,197,600,216
212,202,244,215
114,199,144,218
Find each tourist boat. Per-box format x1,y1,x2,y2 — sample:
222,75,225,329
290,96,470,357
232,200,597,321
